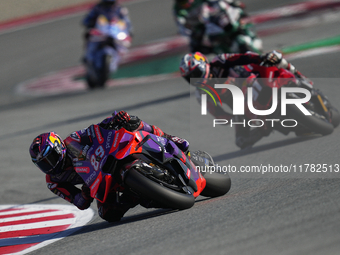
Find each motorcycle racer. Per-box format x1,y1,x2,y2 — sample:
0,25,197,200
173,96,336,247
82,0,133,77
29,111,189,222
174,0,206,52
173,0,260,53
179,50,302,148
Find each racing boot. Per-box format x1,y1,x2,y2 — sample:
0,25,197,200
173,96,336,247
97,191,139,222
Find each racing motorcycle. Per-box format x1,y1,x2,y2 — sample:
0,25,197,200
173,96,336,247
84,15,131,89
235,63,340,143
202,3,263,54
70,124,231,212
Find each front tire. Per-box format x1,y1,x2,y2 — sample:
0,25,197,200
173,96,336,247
97,54,111,88
330,107,340,128
124,168,195,210
200,172,231,198
286,104,334,135
85,73,96,89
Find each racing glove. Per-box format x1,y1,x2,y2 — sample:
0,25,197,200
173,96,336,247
277,58,303,77
262,50,282,66
113,111,143,132
113,111,131,126
123,116,142,132
73,184,94,210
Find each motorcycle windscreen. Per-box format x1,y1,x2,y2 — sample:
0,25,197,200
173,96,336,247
140,134,178,163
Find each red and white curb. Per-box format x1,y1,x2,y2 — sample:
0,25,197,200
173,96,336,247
0,204,94,255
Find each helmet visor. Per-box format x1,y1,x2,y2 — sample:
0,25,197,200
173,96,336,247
184,63,210,83
34,147,61,174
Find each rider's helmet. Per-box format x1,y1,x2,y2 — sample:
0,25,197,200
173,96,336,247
180,52,210,83
29,132,66,175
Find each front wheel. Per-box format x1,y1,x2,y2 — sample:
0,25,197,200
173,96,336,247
85,72,97,89
124,168,195,210
200,172,231,198
97,54,111,88
85,53,111,88
286,104,334,135
329,107,340,128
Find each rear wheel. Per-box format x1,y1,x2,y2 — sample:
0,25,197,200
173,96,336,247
124,167,195,210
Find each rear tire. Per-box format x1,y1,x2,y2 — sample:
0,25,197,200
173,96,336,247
124,168,195,210
200,172,231,198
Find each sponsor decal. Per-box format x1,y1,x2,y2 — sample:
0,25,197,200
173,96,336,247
90,126,95,139
90,173,102,198
156,136,167,145
113,133,119,148
80,145,90,160
73,162,84,167
85,171,97,186
94,125,104,144
75,167,90,174
109,132,121,154
47,183,57,189
70,132,81,142
106,131,113,149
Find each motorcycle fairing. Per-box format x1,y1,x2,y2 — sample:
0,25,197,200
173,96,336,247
75,125,205,202
241,64,298,116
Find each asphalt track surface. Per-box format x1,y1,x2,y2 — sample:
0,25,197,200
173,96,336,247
2,0,340,254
